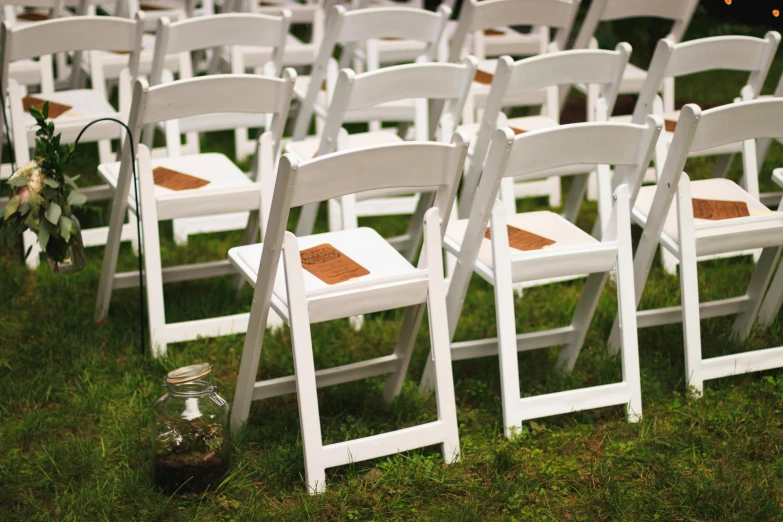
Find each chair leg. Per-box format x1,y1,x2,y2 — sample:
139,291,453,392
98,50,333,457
758,256,783,327
732,246,782,341
383,304,426,402
562,172,588,224
233,211,261,294
282,235,327,494
295,202,319,237
710,153,734,179
678,236,704,395
556,272,609,373
614,222,642,422
143,222,168,358
95,186,132,321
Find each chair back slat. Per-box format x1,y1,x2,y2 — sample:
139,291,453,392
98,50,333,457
504,120,658,181
141,72,295,125
600,0,693,22
3,16,140,61
158,13,290,56
345,61,475,112
338,6,445,45
288,137,468,209
666,34,780,79
690,98,783,154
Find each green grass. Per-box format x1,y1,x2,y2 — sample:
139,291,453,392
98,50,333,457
5,55,783,520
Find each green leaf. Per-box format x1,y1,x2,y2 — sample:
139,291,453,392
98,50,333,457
42,101,49,120
24,210,38,229
58,215,72,243
24,244,33,260
45,202,61,225
29,106,43,121
39,224,49,250
18,202,30,216
64,175,79,189
67,192,87,207
3,195,19,220
43,177,59,188
7,176,29,188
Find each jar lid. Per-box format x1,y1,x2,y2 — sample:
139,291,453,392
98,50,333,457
166,363,212,384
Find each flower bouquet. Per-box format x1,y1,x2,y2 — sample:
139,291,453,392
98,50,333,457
0,102,87,273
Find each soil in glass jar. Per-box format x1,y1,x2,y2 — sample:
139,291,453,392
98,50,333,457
154,451,229,495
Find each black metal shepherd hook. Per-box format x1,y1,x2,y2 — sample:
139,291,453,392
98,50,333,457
73,118,146,355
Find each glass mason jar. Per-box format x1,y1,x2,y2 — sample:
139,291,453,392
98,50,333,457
151,363,230,495
47,216,86,275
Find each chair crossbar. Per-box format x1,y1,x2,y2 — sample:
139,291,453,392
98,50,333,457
112,260,235,289
636,296,749,329
251,354,400,400
513,382,632,424
319,420,453,470
162,313,251,345
451,326,576,361
701,346,783,381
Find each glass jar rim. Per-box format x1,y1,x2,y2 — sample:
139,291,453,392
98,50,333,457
166,363,212,385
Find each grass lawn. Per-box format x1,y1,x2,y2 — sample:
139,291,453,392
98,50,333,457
5,33,783,522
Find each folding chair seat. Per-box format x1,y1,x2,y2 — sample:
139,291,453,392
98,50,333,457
0,15,144,267
610,99,783,394
290,3,448,142
95,72,296,357
457,45,630,240
624,33,780,274
446,0,580,208
288,59,476,256
230,137,467,493
424,116,662,437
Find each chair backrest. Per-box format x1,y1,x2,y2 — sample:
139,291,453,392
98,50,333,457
462,44,631,211
149,12,291,85
448,0,580,62
0,16,143,95
315,58,476,156
632,33,781,121
292,3,450,140
573,0,699,50
255,135,467,311
115,72,295,207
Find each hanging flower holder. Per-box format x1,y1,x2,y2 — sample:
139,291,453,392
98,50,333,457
0,102,88,273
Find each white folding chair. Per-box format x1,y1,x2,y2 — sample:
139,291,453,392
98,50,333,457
289,59,476,250
570,0,698,99
427,116,662,437
290,3,448,142
627,33,780,274
612,99,783,394
145,12,290,245
0,15,144,267
94,73,295,356
229,136,467,493
458,45,631,238
447,0,580,208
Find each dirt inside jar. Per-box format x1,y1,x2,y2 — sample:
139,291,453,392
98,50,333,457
154,451,229,495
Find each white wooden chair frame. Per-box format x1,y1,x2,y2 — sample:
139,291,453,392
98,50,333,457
426,117,661,438
0,15,144,267
230,137,468,493
94,72,295,356
290,3,448,142
459,45,630,238
610,99,783,394
629,33,781,274
447,0,580,209
291,59,476,254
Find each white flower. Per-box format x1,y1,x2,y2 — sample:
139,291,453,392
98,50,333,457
10,160,43,193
